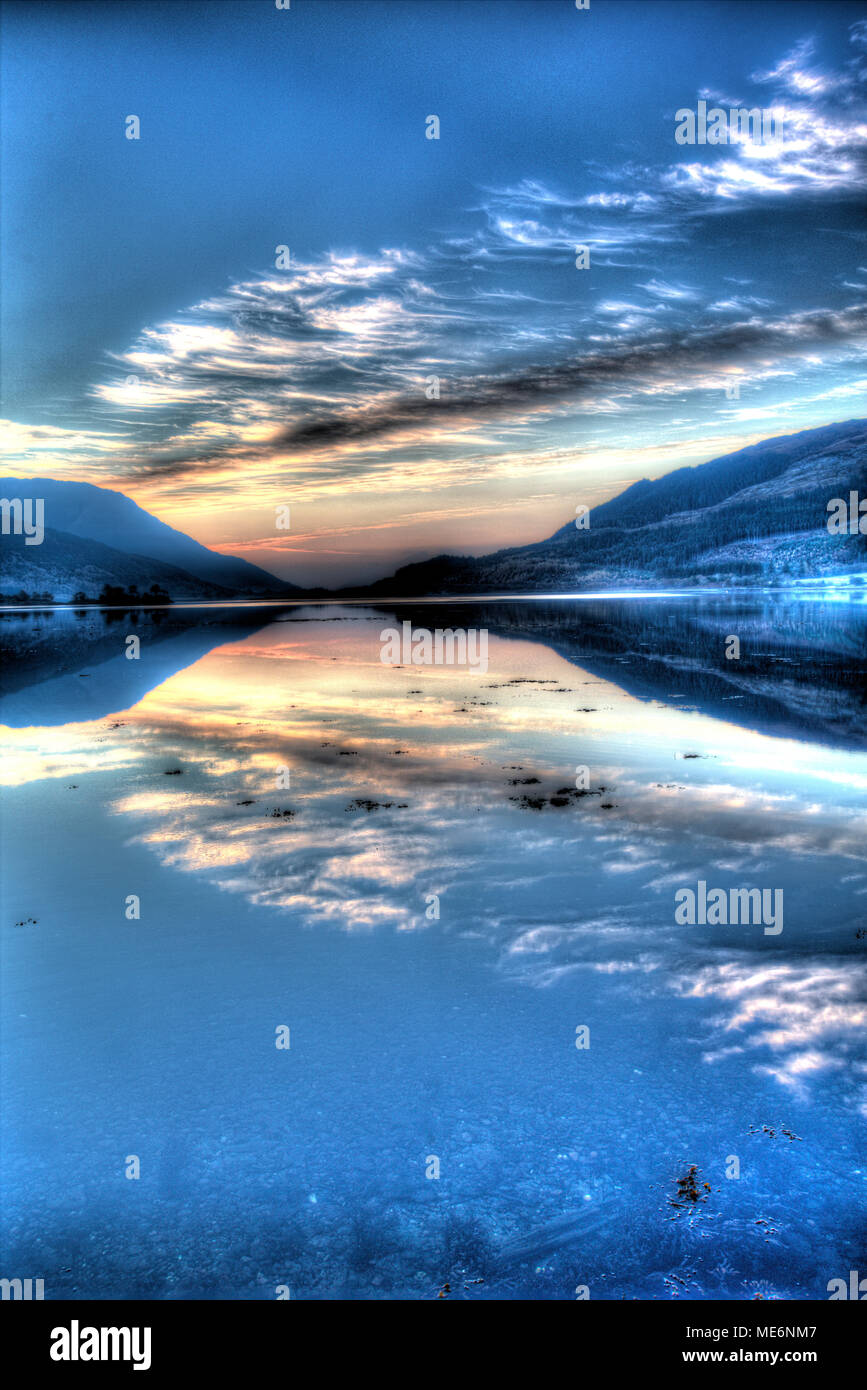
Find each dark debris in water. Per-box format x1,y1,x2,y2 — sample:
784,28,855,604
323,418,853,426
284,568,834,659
749,1124,803,1142
435,1275,485,1299
663,1267,701,1298
346,799,409,812
669,1165,712,1211
510,784,605,811
483,679,559,687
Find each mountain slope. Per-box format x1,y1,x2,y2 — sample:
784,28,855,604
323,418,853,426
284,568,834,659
0,526,233,601
0,478,299,596
362,419,866,595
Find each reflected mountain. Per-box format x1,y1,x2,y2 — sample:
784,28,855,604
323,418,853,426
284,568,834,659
0,605,286,726
370,594,867,751
2,594,865,750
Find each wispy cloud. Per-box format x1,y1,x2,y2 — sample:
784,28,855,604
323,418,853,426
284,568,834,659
2,22,865,583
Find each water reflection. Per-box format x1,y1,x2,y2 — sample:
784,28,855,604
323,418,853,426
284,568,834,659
2,598,865,1299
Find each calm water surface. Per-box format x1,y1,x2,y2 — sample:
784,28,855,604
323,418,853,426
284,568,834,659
1,596,865,1299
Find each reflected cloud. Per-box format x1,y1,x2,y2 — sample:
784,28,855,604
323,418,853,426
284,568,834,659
674,958,867,1110
4,610,866,1107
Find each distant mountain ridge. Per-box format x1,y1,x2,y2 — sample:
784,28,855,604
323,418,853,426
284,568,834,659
0,477,300,600
359,419,867,596
2,420,864,602
0,525,232,601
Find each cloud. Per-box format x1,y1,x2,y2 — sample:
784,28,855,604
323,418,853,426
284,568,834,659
3,24,865,543
750,36,829,95
636,279,700,302
237,301,867,461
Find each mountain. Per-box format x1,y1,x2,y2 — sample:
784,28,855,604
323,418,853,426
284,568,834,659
4,421,863,603
358,419,867,596
0,526,234,601
0,478,302,599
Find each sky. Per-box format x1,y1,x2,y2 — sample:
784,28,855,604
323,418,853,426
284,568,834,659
1,0,866,587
